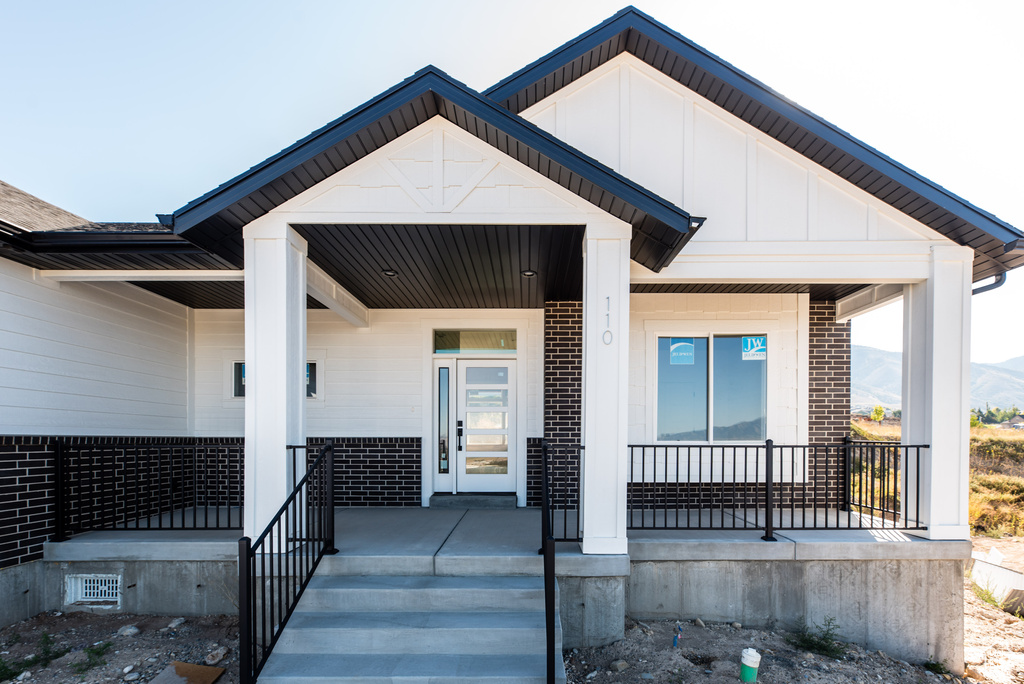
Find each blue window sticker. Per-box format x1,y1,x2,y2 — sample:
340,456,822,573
669,338,695,365
741,336,767,361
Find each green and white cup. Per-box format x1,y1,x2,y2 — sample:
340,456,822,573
740,648,761,682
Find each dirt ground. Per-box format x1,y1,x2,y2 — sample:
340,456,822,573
1,538,1021,684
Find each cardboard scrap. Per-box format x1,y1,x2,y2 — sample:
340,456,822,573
149,661,225,684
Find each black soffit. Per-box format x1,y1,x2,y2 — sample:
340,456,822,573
485,6,1024,282
294,224,584,308
168,67,697,274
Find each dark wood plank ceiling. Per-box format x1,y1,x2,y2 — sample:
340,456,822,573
294,223,585,308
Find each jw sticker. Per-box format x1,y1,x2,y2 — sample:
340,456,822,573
669,338,695,365
742,336,767,361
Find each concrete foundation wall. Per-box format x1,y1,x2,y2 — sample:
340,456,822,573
627,558,965,671
558,576,626,648
0,561,51,627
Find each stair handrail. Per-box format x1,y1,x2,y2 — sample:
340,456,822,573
540,439,556,684
239,440,337,684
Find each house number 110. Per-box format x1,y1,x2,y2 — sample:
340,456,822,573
603,296,613,345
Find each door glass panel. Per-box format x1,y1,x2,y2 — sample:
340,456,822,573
466,457,508,474
438,367,449,474
466,434,508,451
466,367,508,384
466,389,508,407
467,411,508,429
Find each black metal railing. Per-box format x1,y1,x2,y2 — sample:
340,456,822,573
539,440,557,684
627,440,927,535
53,441,244,540
239,442,337,684
541,442,583,542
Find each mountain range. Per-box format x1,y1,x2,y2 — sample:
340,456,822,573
851,345,1024,413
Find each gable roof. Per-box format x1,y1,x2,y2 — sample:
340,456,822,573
168,67,700,273
485,6,1024,282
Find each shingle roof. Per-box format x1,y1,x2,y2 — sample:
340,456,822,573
0,180,90,232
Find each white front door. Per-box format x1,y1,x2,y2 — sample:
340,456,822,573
434,359,517,494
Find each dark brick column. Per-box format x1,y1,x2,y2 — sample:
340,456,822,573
808,301,852,444
528,302,583,506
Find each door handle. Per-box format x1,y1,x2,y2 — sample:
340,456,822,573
457,421,463,451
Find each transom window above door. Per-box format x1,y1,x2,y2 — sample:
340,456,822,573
656,335,767,442
434,330,517,354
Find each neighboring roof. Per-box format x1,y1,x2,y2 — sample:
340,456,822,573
0,179,90,232
168,67,699,272
485,6,1024,281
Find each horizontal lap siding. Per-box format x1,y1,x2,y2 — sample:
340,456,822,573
0,259,188,436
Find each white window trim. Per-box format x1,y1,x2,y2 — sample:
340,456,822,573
644,320,781,444
222,348,327,408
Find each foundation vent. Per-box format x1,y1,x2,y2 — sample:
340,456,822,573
65,574,122,606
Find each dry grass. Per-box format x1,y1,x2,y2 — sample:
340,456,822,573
851,420,1024,537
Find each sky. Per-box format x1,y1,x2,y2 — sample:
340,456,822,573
1,1,1022,362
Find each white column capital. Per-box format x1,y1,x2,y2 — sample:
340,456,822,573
583,218,632,241
243,216,310,252
930,244,974,264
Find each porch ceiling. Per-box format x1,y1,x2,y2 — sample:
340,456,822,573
294,223,584,308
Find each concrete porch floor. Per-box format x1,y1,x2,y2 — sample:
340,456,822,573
43,507,968,566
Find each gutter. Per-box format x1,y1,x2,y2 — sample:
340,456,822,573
972,272,1006,296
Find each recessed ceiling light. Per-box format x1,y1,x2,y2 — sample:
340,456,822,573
382,269,398,277
520,269,537,278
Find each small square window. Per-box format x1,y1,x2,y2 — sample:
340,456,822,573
231,362,317,399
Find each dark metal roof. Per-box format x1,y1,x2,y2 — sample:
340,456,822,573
293,224,584,308
169,67,697,273
485,6,1024,282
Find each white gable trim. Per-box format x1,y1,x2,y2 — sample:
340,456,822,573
246,117,629,231
521,53,956,252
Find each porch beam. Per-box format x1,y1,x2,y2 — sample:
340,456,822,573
306,260,369,328
835,283,904,322
39,269,243,281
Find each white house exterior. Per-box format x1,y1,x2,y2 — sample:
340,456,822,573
2,7,1022,678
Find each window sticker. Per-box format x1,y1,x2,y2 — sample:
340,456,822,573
669,338,695,365
741,336,767,361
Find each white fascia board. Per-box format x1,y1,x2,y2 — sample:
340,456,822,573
306,260,369,328
40,269,244,281
835,284,904,322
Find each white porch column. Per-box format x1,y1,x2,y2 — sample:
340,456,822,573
243,219,308,538
901,245,973,540
580,220,632,555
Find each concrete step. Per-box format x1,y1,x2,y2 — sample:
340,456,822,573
258,653,566,684
297,575,549,612
429,494,518,509
275,610,557,654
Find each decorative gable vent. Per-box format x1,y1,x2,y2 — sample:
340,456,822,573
65,574,121,606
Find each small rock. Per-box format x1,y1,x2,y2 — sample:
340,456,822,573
15,673,30,681
205,646,230,665
610,659,628,672
641,674,654,680
731,621,742,629
117,626,140,637
53,612,62,617
694,618,705,628
167,618,186,629
586,671,598,680
123,665,133,674
965,666,984,680
124,674,140,682
146,657,158,663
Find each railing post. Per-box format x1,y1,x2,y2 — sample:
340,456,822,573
238,536,252,684
324,440,338,555
761,439,776,541
53,440,68,542
539,440,551,555
539,439,556,684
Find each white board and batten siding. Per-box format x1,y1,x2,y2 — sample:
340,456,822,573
0,258,189,436
523,53,952,284
192,308,544,439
